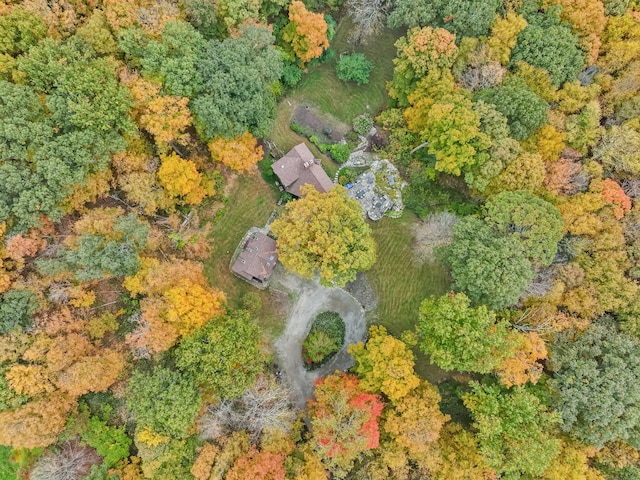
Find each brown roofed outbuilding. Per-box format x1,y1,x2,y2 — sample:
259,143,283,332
231,232,278,283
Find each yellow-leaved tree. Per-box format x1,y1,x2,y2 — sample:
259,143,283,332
383,381,449,464
208,131,264,173
270,185,376,287
140,95,192,147
348,325,420,403
487,12,528,65
157,153,211,205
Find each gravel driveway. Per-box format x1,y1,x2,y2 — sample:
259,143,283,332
273,270,367,408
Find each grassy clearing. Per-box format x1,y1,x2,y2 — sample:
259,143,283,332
268,21,402,179
293,18,403,124
270,100,308,153
367,213,453,382
204,174,284,338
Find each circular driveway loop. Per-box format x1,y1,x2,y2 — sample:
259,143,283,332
274,274,367,408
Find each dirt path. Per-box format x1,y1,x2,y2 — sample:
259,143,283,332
273,269,367,408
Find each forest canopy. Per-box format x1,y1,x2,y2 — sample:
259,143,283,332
0,0,639,478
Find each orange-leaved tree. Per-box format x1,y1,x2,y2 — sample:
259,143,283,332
0,392,77,449
281,1,329,66
601,178,632,219
123,257,226,356
226,448,286,480
308,372,384,476
208,131,264,173
496,331,548,388
5,331,126,398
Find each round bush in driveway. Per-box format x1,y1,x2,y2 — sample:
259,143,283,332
302,311,345,370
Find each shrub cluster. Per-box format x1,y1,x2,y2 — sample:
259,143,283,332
302,311,345,370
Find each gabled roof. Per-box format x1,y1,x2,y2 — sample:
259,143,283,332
231,232,278,282
272,143,334,197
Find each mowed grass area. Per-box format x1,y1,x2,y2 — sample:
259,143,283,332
268,21,403,177
294,18,404,124
367,213,453,382
203,174,284,337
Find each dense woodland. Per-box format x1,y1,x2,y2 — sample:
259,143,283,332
0,0,639,478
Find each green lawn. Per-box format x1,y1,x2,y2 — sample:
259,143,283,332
203,174,284,338
367,213,453,382
268,21,403,178
294,18,404,124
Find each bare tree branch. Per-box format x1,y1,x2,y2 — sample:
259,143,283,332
346,0,389,45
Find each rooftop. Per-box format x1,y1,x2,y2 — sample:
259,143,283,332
231,232,278,284
272,143,334,197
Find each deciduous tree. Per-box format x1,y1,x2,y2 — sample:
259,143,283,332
208,132,263,173
124,258,226,355
435,423,495,480
485,151,546,194
496,332,547,388
140,20,206,97
487,12,528,65
192,25,282,139
541,441,605,480
438,217,535,309
346,0,387,45
594,125,640,178
335,53,373,85
157,153,209,205
482,190,564,266
511,5,586,86
417,292,517,373
405,74,491,177
475,76,549,140
0,8,47,56
565,101,603,154
175,309,264,399
551,320,640,446
197,376,296,442
308,373,384,478
0,289,39,334
281,1,329,66
271,185,376,287
388,27,457,106
0,392,76,449
139,95,192,148
348,326,420,403
383,381,449,461
436,0,503,38
226,448,286,480
550,0,606,62
601,178,632,219
387,0,501,39
463,382,561,478
126,366,202,439
215,0,262,30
